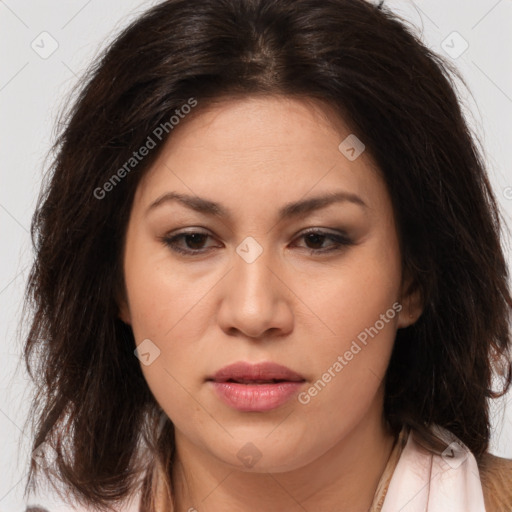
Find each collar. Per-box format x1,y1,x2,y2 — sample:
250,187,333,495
375,424,486,512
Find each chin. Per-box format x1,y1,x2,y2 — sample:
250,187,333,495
207,430,321,473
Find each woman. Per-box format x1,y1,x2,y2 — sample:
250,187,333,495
22,0,512,511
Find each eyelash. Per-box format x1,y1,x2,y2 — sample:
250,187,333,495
160,228,354,256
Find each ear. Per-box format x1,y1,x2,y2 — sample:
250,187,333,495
396,271,423,329
118,298,132,325
114,279,132,325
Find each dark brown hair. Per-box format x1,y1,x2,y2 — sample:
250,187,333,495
22,0,512,510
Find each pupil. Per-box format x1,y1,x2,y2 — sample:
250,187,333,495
184,233,326,250
306,233,324,249
187,233,206,249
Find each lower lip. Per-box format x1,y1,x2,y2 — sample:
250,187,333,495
209,381,304,411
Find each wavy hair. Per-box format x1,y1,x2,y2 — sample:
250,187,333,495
22,0,512,510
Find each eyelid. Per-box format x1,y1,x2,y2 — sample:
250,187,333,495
160,226,355,256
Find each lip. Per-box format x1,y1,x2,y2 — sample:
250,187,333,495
207,361,305,412
208,361,305,383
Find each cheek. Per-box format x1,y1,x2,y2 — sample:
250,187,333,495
127,270,210,378
303,302,398,402
123,242,213,390
123,235,201,339
125,260,210,426
306,242,401,344
296,308,398,439
297,245,401,403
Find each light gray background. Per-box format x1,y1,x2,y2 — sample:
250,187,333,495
1,0,511,510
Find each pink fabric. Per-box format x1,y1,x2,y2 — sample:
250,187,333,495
381,425,487,512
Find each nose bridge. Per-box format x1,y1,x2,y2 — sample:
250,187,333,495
217,236,291,338
233,236,279,312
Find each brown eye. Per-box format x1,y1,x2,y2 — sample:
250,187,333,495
162,231,216,254
161,229,354,256
294,229,354,254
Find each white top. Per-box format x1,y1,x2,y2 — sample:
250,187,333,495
381,424,486,511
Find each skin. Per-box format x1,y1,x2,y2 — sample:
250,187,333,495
119,95,423,512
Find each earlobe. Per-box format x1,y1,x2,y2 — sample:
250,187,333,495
115,285,132,325
397,275,423,329
114,274,132,325
118,302,132,325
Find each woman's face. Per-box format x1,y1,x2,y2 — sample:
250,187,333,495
120,95,421,472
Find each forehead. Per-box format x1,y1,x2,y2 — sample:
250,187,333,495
134,95,388,219
155,95,356,159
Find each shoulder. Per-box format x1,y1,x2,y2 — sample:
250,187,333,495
478,452,512,512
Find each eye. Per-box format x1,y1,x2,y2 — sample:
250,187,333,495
161,230,216,255
294,228,354,254
160,228,354,256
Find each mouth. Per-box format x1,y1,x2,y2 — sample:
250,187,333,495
207,360,305,384
207,361,306,411
210,378,304,384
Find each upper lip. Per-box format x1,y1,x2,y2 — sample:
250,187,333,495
208,361,305,383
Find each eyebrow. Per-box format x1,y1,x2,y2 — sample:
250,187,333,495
146,190,368,221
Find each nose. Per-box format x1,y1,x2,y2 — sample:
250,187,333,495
216,246,294,340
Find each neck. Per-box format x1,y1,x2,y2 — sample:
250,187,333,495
168,393,397,512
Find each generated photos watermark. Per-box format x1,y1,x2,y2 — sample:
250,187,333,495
298,301,403,405
93,97,198,200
